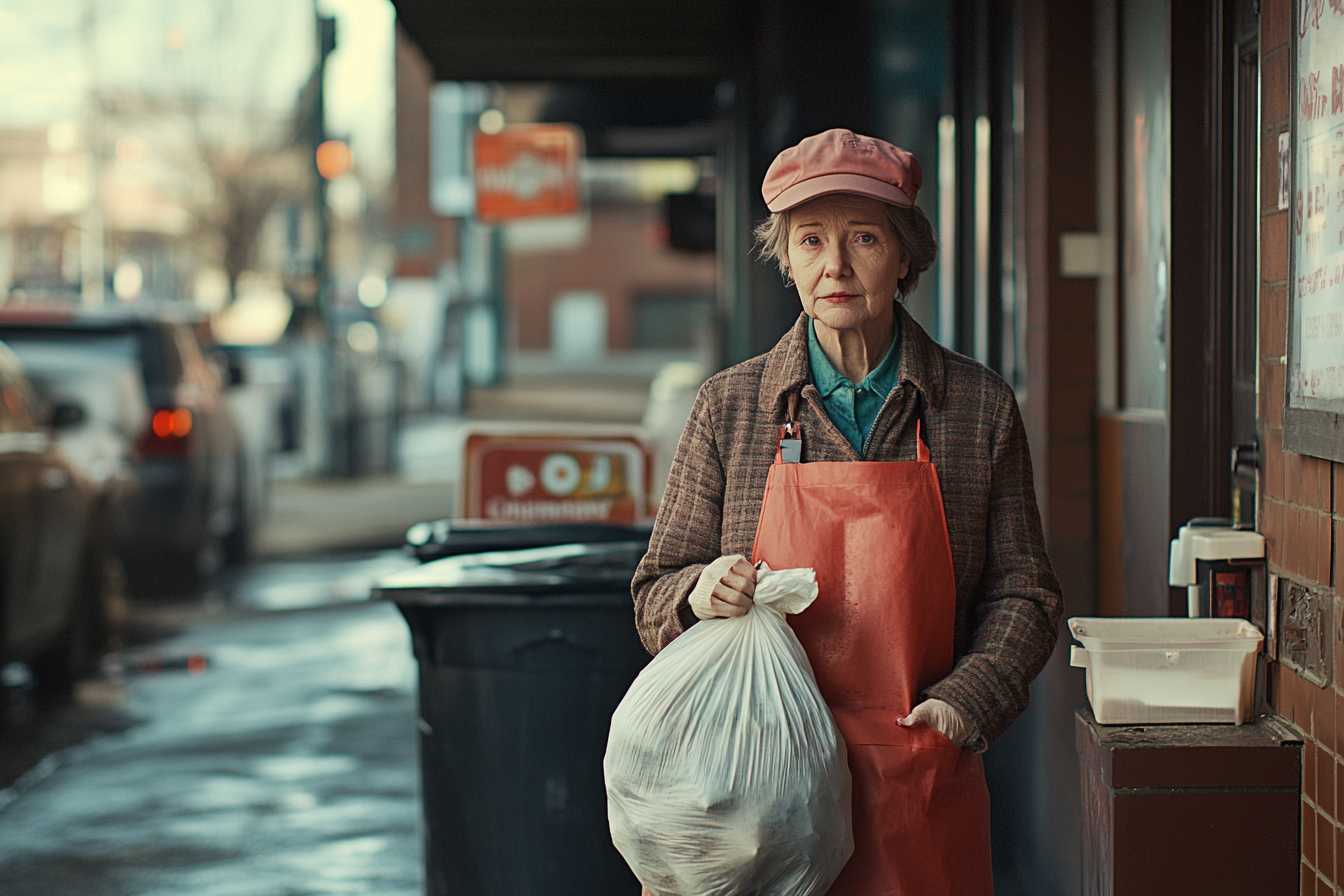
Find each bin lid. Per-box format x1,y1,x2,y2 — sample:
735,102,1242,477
1068,616,1263,649
404,517,651,563
371,540,645,606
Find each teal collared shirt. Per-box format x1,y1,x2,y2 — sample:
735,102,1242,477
807,316,903,455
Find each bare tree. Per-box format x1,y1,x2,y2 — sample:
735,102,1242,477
99,0,318,306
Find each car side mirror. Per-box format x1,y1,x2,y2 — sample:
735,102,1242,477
49,402,86,428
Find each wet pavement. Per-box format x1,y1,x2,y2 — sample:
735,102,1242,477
0,551,424,896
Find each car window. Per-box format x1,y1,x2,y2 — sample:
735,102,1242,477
170,324,220,389
154,325,184,385
0,326,166,394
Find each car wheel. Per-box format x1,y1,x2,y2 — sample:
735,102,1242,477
222,483,252,566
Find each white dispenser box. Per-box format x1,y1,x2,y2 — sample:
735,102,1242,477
1168,521,1265,618
1068,617,1263,724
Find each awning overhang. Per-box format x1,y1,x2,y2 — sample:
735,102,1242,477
390,0,747,82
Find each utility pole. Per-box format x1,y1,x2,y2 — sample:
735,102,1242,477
79,0,104,306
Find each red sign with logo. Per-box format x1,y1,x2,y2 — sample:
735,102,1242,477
461,432,654,524
473,124,582,222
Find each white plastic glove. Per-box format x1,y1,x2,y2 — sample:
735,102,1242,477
688,554,756,619
898,698,977,747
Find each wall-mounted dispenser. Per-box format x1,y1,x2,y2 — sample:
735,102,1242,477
1168,518,1266,619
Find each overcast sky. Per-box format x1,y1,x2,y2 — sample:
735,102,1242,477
0,0,394,182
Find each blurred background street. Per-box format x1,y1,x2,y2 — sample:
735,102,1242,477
4,0,1314,893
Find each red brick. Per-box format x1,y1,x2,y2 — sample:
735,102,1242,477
1333,827,1344,891
1337,826,1344,889
1323,686,1337,744
1288,451,1307,507
1263,499,1285,570
1322,755,1337,821
1308,456,1334,511
1263,0,1291,52
1310,740,1321,801
1319,512,1333,587
1318,870,1334,896
1264,131,1283,212
1262,360,1286,434
1262,286,1288,360
1327,518,1338,588
1291,668,1308,730
1307,800,1319,866
1336,691,1344,761
1263,211,1289,283
1323,687,1340,757
1265,429,1286,500
1264,53,1290,129
1335,637,1344,710
1336,463,1344,513
1276,662,1293,725
1320,810,1336,882
1337,751,1344,830
1287,505,1303,579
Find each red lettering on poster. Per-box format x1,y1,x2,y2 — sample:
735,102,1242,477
1304,0,1326,37
1303,72,1330,121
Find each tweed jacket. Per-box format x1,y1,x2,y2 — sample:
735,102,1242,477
631,305,1063,750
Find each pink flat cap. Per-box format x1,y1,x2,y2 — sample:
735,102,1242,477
762,128,922,213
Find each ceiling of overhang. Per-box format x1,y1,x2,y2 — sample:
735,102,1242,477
390,0,747,82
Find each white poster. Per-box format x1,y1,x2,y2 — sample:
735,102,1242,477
1293,1,1344,408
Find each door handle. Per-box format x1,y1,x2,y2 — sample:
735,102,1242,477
1231,443,1260,478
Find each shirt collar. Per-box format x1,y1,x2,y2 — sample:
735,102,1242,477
806,315,903,399
756,302,947,419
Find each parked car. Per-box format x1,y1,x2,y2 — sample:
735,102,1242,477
0,341,112,696
11,340,144,517
0,309,262,584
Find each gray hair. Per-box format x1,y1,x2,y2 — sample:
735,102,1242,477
753,201,938,298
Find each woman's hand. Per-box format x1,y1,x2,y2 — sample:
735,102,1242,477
688,554,757,619
898,698,976,747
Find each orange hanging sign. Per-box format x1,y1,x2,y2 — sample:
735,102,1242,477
461,431,655,524
473,124,582,222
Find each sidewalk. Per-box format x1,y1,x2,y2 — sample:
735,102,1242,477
254,361,664,557
255,474,454,557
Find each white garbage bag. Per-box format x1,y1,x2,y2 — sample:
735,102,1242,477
605,563,852,896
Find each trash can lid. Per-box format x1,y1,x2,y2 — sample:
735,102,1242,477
371,540,645,606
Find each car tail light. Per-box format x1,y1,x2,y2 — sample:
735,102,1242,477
137,408,193,458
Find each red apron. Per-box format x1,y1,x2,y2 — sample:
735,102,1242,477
749,408,993,896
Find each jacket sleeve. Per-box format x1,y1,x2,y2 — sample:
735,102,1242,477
631,382,727,655
924,389,1063,751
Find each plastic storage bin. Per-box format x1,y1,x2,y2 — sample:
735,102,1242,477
1068,617,1263,725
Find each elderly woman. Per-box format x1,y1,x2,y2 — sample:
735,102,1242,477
631,129,1062,895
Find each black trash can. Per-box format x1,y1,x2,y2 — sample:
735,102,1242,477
403,517,653,564
373,540,651,896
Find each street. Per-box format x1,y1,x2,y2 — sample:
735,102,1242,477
0,550,425,896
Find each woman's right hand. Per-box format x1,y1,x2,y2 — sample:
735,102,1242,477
688,554,757,619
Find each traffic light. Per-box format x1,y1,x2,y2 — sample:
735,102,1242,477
316,140,353,180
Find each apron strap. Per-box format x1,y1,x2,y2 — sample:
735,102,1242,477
777,389,931,463
915,391,931,462
776,391,802,464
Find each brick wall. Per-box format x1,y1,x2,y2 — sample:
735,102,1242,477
506,204,717,352
1261,1,1343,893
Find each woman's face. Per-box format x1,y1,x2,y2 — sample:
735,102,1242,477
785,194,909,337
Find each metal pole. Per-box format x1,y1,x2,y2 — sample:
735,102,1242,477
80,0,104,306
716,79,753,366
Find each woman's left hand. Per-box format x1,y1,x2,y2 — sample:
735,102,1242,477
898,698,976,747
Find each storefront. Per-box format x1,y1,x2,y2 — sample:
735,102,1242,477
392,0,1340,891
